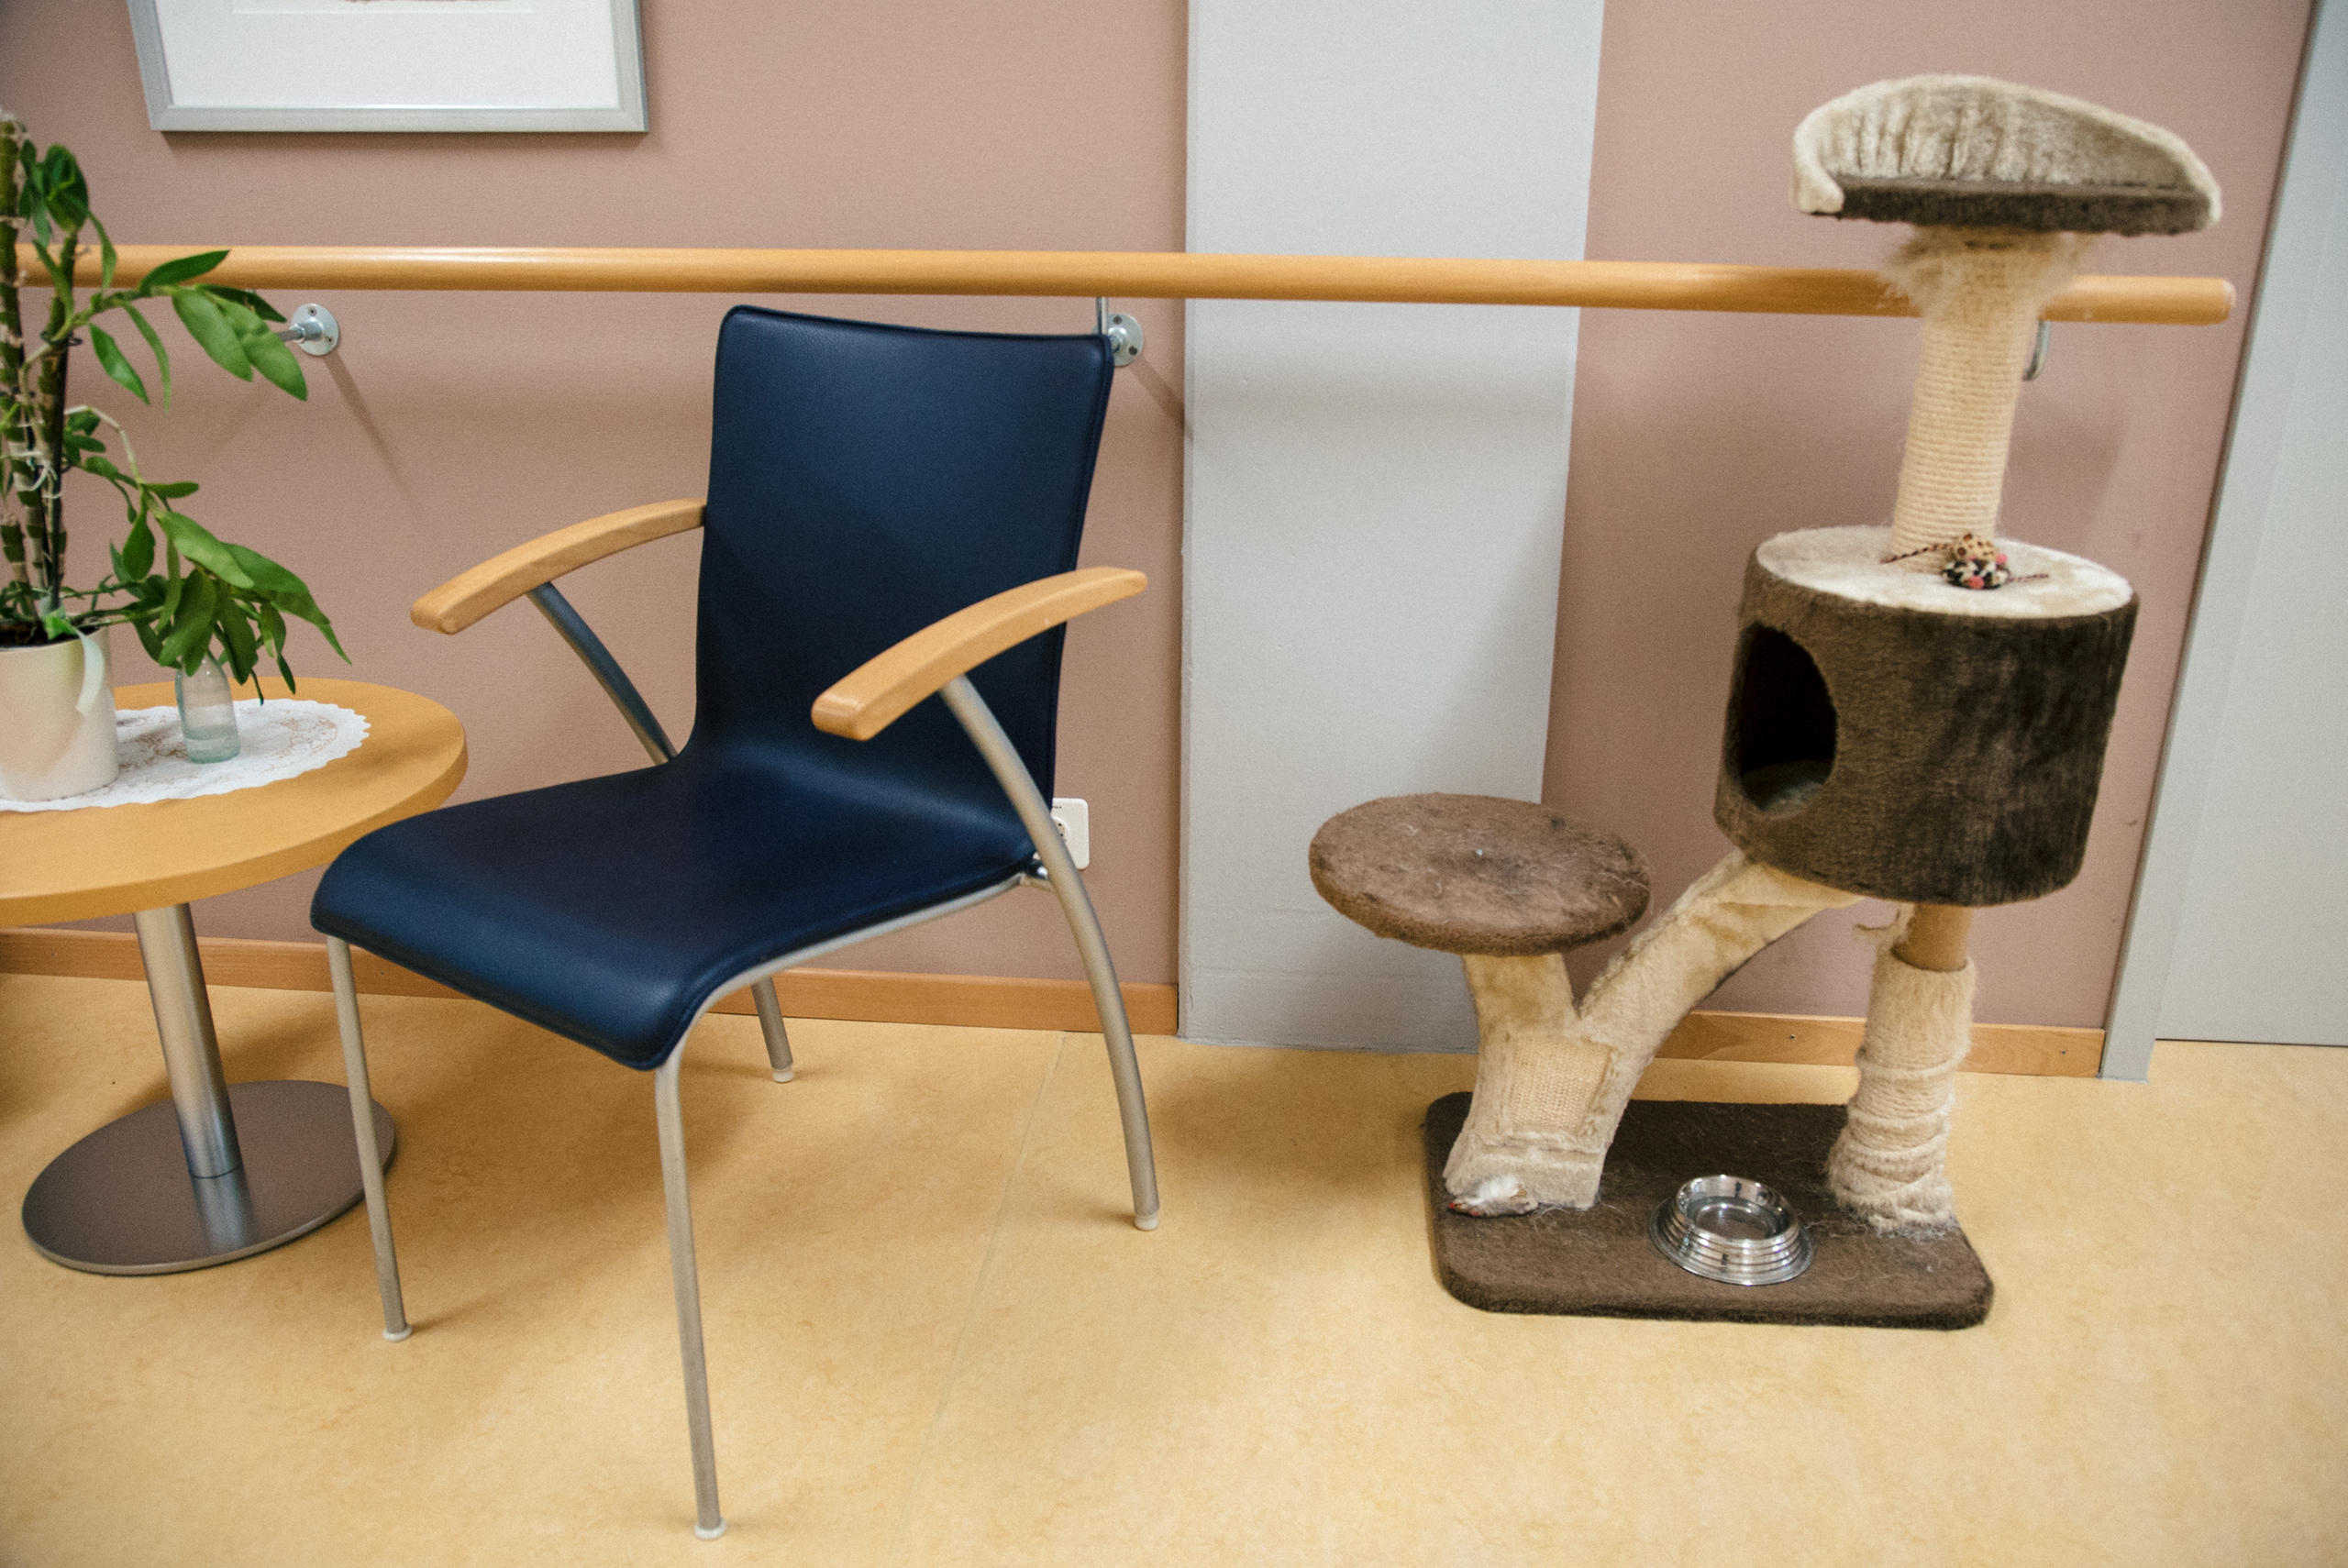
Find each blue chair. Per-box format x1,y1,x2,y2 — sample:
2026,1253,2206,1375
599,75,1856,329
312,305,1160,1538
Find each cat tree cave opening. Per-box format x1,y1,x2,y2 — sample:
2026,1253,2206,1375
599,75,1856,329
1733,626,1837,813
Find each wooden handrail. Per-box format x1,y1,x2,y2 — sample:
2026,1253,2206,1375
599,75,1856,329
20,245,2232,325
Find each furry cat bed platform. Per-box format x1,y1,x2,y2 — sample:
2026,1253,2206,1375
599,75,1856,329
1422,1092,1992,1329
1717,526,2137,907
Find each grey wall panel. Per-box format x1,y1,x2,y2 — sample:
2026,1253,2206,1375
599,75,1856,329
1184,1,1605,1048
2109,0,2348,1068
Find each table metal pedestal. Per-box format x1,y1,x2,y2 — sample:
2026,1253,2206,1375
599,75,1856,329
20,905,393,1275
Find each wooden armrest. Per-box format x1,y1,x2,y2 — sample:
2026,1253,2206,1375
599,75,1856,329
813,567,1146,741
409,499,705,635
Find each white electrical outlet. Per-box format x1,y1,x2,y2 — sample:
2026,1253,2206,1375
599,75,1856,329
1049,797,1091,869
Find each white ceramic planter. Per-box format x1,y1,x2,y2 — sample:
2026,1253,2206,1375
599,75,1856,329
0,627,118,801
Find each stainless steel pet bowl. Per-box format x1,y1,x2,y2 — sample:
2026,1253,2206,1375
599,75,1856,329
1649,1175,1812,1286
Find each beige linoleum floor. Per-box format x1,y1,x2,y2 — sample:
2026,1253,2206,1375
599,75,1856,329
2,973,2344,1566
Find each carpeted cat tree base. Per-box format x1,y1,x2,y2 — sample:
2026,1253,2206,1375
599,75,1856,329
1422,1092,1992,1329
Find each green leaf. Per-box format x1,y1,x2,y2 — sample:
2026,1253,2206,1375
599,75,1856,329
118,302,172,407
218,601,258,680
88,324,150,403
241,326,306,400
207,286,285,325
271,595,344,659
158,571,217,669
120,515,155,579
157,512,255,588
171,291,253,381
80,453,126,482
146,480,199,499
224,542,346,661
214,294,260,333
132,613,166,663
93,214,117,293
218,539,311,599
139,249,228,292
38,146,87,229
31,245,71,296
210,295,307,400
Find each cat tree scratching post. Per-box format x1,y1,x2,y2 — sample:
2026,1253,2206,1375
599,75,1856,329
1423,77,2210,1262
1767,75,2216,1228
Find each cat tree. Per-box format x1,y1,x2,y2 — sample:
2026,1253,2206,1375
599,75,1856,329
1314,76,2218,1322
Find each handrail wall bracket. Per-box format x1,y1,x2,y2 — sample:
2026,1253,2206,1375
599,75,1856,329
1096,297,1144,366
272,303,339,358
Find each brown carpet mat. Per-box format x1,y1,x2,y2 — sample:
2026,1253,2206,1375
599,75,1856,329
1423,1092,1992,1329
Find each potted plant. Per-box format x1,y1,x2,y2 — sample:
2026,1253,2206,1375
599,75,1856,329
1,110,342,801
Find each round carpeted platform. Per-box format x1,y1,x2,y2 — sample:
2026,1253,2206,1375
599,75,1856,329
1308,793,1649,956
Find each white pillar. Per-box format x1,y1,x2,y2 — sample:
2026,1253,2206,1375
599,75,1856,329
1183,0,1606,1048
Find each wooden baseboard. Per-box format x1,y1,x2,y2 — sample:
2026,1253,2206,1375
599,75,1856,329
1654,1007,2099,1077
0,926,1180,1036
0,926,2099,1074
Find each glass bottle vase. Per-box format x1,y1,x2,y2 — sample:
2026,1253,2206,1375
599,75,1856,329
174,657,242,764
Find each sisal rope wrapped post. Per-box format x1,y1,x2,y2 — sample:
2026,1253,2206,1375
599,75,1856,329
1772,75,2218,1229
1828,905,1975,1229
1794,73,2221,566
1882,231,2078,557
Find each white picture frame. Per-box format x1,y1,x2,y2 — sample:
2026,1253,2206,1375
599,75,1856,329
126,0,648,133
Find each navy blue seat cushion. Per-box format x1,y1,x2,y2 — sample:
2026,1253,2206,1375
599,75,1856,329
313,307,1115,1069
313,747,1034,1069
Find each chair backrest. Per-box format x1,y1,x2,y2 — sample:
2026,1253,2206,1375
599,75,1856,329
692,307,1115,827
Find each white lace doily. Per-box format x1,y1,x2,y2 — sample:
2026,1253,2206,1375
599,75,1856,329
0,700,369,812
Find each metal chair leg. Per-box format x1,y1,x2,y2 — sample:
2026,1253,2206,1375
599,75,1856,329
654,1054,726,1540
327,937,410,1341
939,675,1161,1230
1047,867,1162,1230
749,977,794,1082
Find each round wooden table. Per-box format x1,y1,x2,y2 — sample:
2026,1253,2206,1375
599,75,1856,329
1,679,466,1275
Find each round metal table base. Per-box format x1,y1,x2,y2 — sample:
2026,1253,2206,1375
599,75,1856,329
21,1080,395,1276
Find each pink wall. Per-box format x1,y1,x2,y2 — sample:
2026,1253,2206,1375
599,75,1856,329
4,1,2314,1028
1547,0,2310,1027
0,0,1189,984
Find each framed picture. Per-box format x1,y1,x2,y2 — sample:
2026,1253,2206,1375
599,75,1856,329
126,0,647,132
